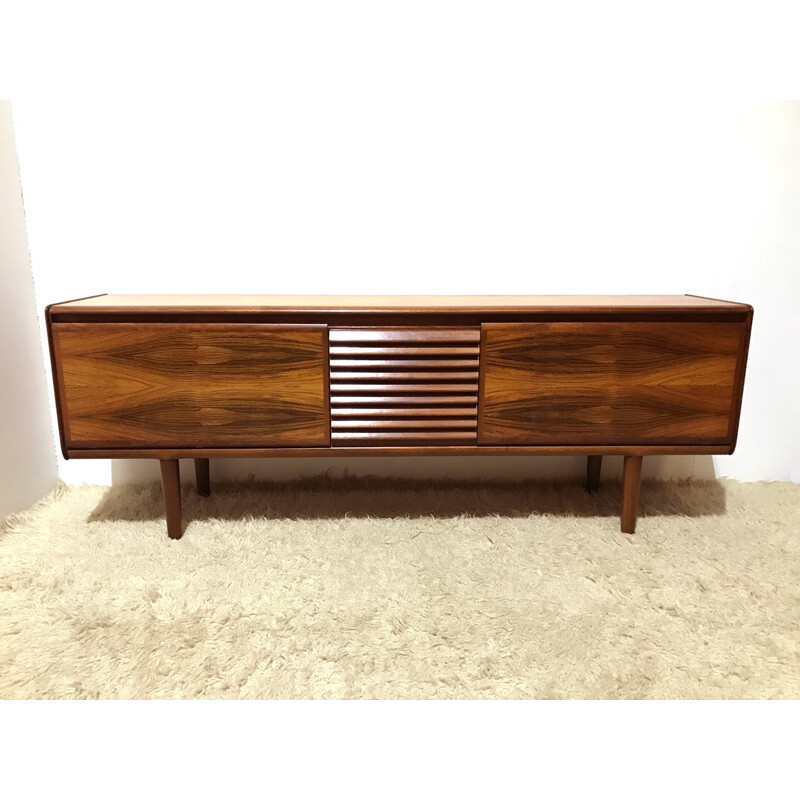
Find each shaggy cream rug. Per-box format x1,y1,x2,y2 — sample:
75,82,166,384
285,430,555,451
1,475,799,699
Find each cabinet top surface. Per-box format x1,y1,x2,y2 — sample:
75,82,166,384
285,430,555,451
50,294,751,315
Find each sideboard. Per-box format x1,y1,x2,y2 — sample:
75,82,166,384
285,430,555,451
45,295,753,539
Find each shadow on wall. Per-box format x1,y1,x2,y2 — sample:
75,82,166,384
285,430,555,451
109,454,720,486
89,472,728,524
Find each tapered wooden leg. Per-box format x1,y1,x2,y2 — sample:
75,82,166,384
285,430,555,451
160,459,184,539
586,455,602,492
194,458,210,496
621,455,643,534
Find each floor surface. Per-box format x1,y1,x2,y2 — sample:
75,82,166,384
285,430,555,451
1,476,798,699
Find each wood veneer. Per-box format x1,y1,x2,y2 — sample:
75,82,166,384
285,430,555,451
52,323,328,448
50,293,749,313
46,294,753,538
479,322,744,445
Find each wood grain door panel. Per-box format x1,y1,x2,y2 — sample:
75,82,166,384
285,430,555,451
53,323,329,448
478,322,745,445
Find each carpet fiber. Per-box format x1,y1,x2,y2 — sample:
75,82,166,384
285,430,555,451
1,475,799,699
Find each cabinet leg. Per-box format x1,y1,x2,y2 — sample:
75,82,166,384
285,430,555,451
194,458,210,496
621,455,643,534
586,455,602,492
160,459,184,539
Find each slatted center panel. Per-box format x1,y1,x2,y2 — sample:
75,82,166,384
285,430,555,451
329,327,480,443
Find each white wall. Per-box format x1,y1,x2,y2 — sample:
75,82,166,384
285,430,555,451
0,102,58,517
2,7,798,486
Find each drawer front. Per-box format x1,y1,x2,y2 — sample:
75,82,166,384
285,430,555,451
52,323,329,448
329,327,480,444
479,322,746,445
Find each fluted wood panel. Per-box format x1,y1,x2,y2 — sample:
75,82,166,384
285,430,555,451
329,328,479,443
479,322,745,445
53,323,329,448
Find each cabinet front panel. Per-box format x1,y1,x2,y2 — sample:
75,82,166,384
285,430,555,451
479,322,745,445
53,323,329,448
329,327,480,444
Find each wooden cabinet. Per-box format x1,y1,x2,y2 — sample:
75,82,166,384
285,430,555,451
45,294,753,538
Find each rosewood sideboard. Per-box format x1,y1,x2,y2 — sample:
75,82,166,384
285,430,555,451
45,295,753,538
